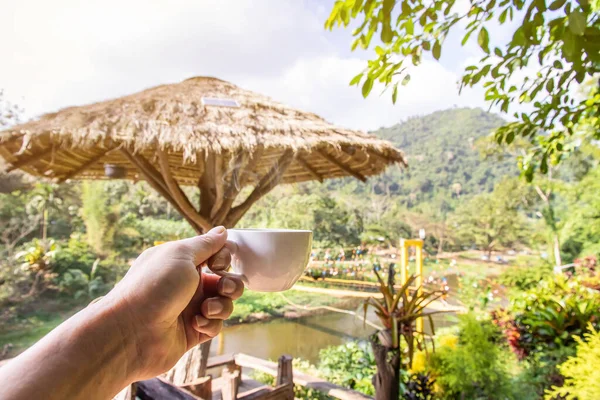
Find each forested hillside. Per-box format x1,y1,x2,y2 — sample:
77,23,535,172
370,107,516,208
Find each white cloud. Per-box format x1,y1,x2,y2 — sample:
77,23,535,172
1,0,488,132
242,56,486,131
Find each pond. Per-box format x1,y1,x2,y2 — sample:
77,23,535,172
210,307,456,364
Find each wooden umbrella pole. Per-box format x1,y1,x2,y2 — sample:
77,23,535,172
120,149,202,233
224,150,294,227
157,149,212,232
210,154,225,218
199,153,217,218
213,147,264,226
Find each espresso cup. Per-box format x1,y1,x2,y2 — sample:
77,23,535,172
215,229,313,292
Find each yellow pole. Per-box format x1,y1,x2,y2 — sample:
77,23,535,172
415,240,424,333
217,332,224,355
400,239,409,286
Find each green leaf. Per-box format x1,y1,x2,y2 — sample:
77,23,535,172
499,8,508,23
432,40,441,60
381,22,393,43
549,0,566,10
563,30,576,56
478,27,490,53
350,73,363,86
461,28,474,46
506,131,515,144
568,11,586,36
392,84,398,104
546,78,555,92
362,76,374,97
406,19,414,35
494,47,502,57
553,60,563,69
401,1,411,15
402,74,411,86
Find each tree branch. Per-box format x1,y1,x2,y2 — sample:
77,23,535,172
157,149,211,232
224,150,294,227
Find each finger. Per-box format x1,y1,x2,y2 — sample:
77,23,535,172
200,297,234,320
177,226,228,266
201,273,221,298
206,247,231,272
217,277,244,300
193,315,223,337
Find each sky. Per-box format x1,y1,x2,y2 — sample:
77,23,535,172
0,0,513,132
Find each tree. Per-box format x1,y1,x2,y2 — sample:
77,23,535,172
561,165,600,260
325,0,600,178
0,190,41,257
0,89,22,128
28,183,62,241
450,180,530,256
81,182,120,256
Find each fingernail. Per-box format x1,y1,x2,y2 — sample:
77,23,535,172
195,315,210,328
207,300,224,316
209,226,226,235
221,278,237,295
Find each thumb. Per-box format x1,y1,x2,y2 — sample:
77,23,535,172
178,226,228,266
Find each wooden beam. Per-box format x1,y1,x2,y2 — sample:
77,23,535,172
0,133,24,147
221,369,240,400
276,355,293,386
213,147,264,226
157,149,211,232
210,154,225,218
120,149,202,233
317,149,367,182
199,153,216,218
296,154,323,183
224,150,294,227
368,147,407,167
7,147,54,172
57,148,112,183
235,353,371,400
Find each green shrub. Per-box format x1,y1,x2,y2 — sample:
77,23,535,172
53,236,97,276
498,259,553,291
133,217,195,244
317,341,376,395
545,325,600,400
58,268,110,299
429,314,518,400
503,277,600,358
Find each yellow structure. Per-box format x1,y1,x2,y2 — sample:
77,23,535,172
399,238,424,333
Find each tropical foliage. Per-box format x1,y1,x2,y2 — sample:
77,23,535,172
325,0,600,178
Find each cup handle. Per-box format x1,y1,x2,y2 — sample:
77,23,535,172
212,240,248,286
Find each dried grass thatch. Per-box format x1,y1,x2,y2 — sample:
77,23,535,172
0,76,406,232
0,76,405,185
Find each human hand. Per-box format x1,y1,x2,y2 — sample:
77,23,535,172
102,226,244,380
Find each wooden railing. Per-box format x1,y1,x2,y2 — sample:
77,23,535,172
113,352,373,400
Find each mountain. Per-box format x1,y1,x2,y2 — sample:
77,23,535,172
367,107,517,210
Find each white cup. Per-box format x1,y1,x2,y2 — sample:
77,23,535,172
215,229,313,292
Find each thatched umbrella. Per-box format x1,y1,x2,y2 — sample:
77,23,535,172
0,76,406,233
